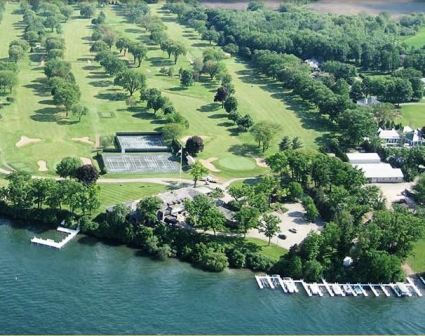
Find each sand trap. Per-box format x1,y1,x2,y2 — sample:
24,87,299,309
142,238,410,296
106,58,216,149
37,160,48,172
72,137,95,145
80,157,92,165
16,136,42,148
255,157,268,168
200,157,220,172
0,168,11,175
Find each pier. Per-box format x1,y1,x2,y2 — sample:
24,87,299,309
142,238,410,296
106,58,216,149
254,274,424,298
31,226,80,249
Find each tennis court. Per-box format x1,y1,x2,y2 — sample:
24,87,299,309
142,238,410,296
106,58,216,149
102,153,180,173
116,134,168,152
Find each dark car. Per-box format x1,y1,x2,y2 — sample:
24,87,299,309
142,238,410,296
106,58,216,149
278,234,287,240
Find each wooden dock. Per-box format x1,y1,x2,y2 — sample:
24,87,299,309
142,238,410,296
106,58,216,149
31,226,79,249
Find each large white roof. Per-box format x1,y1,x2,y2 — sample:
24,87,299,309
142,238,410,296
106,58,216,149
378,129,400,140
347,152,381,164
354,163,404,179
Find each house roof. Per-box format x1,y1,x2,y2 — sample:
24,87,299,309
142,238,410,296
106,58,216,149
354,163,404,179
347,152,381,164
378,129,400,140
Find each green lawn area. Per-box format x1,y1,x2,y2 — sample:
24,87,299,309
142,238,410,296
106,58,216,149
407,238,425,273
0,2,320,179
246,237,287,261
399,104,425,128
404,27,425,49
98,183,166,211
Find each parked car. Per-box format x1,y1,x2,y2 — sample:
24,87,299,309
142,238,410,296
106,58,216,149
289,228,297,234
278,234,287,240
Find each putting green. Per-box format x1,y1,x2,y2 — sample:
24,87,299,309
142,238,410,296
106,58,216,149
218,156,256,171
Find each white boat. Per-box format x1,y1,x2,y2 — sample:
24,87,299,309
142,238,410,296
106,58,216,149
343,284,353,295
310,283,321,295
396,282,411,297
353,284,363,296
331,284,344,296
283,277,297,293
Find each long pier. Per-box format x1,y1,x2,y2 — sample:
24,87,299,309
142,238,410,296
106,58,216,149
254,275,424,298
31,226,80,249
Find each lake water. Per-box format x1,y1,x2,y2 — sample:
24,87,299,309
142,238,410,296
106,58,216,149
1,217,425,334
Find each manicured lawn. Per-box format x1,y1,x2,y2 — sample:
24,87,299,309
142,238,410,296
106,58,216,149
98,183,167,210
246,237,287,261
399,104,425,128
404,27,425,49
0,2,320,179
407,238,425,273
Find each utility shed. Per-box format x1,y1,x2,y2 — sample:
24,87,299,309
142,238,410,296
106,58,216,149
354,163,404,183
347,153,381,164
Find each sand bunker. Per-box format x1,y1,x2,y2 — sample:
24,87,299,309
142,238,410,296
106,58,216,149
72,137,95,145
16,136,42,148
37,160,48,172
200,157,220,172
255,157,268,168
80,157,92,165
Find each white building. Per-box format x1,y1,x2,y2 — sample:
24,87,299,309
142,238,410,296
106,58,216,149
347,152,381,165
354,163,404,183
404,128,424,147
378,128,401,146
347,152,404,183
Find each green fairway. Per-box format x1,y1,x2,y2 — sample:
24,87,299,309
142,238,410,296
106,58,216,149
0,2,320,179
399,104,425,128
98,182,166,211
404,27,425,49
246,237,287,261
407,238,425,273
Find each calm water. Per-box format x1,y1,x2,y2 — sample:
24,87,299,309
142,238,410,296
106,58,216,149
1,218,425,334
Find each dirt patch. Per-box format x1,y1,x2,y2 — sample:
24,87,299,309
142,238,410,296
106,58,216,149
37,160,48,172
80,157,92,166
72,137,95,145
255,157,268,168
16,136,42,148
308,0,425,16
402,263,415,276
200,157,220,172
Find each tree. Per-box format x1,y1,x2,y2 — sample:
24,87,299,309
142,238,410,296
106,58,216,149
116,37,131,55
0,71,17,93
80,3,96,18
261,213,280,245
185,136,204,156
75,164,99,185
338,107,377,148
247,0,264,11
190,161,208,188
279,136,291,151
202,28,220,45
140,88,165,114
30,178,56,209
71,104,88,122
52,80,81,115
413,174,425,205
236,114,254,132
3,172,33,208
90,40,109,53
203,60,224,80
250,121,280,152
44,58,72,79
235,206,260,237
385,78,413,106
372,103,400,126
161,123,184,144
114,70,146,96
8,45,24,63
56,157,82,178
292,137,303,150
224,96,238,113
171,41,187,64
128,42,147,67
214,86,228,107
137,196,162,226
180,69,194,87
303,196,319,221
